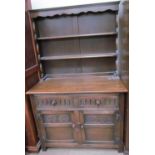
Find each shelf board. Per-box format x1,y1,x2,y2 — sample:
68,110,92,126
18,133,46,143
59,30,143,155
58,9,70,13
37,32,117,41
44,71,116,79
40,52,117,61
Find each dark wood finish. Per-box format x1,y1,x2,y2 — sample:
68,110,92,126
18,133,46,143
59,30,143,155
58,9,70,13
31,2,119,78
45,143,119,148
39,36,116,57
40,53,117,61
37,32,117,41
25,14,36,69
25,96,40,152
44,72,116,78
30,1,119,18
42,58,116,76
26,64,39,78
118,0,129,154
30,92,125,151
124,94,129,155
25,0,40,152
26,1,128,153
117,0,129,87
30,93,120,111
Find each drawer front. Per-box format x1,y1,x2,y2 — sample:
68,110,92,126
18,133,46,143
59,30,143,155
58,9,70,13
32,94,119,111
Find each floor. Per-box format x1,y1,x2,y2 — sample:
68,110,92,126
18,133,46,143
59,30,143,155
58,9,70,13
26,149,123,155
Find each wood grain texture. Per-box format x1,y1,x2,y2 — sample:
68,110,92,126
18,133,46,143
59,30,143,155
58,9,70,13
27,1,127,153
42,58,116,75
32,2,119,78
118,0,129,154
32,93,119,111
25,0,40,152
27,76,127,94
40,53,117,60
45,142,119,149
37,32,117,40
118,0,129,88
25,64,39,78
29,93,124,150
25,11,36,69
25,96,40,152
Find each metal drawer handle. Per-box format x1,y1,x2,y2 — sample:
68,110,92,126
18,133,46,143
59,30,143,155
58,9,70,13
96,100,101,105
72,123,75,128
51,100,56,106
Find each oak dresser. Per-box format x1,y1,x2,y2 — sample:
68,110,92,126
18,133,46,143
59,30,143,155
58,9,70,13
26,1,128,152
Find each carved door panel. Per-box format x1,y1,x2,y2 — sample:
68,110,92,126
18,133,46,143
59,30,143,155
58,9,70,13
79,110,121,145
37,111,82,145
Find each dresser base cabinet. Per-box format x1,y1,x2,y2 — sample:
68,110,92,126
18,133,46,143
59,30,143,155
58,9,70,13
29,93,125,152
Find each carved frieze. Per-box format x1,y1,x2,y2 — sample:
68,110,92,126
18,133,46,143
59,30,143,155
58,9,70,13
34,94,119,110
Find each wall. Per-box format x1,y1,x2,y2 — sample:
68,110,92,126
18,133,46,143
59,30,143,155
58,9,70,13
31,0,120,9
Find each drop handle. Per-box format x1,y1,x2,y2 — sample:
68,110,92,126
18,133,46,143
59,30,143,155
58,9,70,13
51,100,56,106
77,123,84,129
96,100,101,105
72,123,76,128
81,125,84,129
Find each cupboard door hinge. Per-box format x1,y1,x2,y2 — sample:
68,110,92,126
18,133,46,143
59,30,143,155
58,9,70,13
116,113,120,121
115,112,122,122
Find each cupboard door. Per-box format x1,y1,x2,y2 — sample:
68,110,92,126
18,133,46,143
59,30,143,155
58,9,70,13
37,111,81,145
79,110,121,145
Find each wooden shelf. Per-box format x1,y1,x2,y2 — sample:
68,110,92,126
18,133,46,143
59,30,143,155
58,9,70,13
26,76,128,94
44,72,116,79
40,52,117,61
37,32,117,41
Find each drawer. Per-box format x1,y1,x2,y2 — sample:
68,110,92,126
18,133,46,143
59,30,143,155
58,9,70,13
32,94,119,111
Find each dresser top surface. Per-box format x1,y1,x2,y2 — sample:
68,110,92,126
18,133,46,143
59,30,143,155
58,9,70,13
26,76,128,94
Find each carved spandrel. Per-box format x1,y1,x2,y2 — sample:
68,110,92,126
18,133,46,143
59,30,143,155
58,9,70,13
43,114,71,123
85,114,114,124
